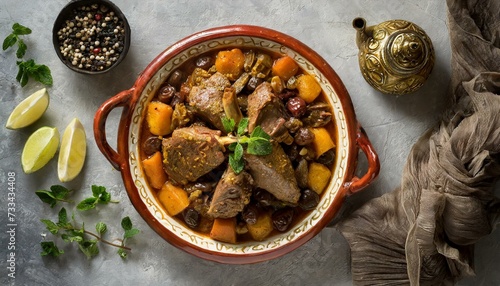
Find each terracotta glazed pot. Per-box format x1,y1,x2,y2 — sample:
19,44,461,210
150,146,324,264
94,25,380,264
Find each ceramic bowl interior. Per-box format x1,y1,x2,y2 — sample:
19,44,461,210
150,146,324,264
128,34,352,262
52,0,131,74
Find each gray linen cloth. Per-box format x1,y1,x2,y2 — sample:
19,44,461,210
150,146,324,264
337,0,500,285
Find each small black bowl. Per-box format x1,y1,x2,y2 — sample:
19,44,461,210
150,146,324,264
52,0,131,74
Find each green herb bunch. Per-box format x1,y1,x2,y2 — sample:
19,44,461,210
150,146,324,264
2,23,53,87
222,117,273,174
37,185,139,259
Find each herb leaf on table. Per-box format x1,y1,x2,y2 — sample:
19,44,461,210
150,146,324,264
76,185,118,211
2,23,52,87
117,217,140,259
40,208,139,259
35,185,73,208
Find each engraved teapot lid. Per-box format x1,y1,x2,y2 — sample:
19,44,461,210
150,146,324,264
353,17,435,95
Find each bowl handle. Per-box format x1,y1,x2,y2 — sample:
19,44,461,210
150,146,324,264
345,125,380,194
93,89,133,170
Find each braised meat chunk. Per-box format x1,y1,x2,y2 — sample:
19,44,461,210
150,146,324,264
207,167,254,218
188,72,231,131
247,82,293,144
162,126,225,185
245,142,301,204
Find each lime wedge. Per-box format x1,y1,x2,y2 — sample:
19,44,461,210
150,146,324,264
22,126,59,173
6,88,49,129
58,118,87,182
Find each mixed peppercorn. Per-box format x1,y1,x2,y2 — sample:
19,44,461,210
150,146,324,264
55,3,126,72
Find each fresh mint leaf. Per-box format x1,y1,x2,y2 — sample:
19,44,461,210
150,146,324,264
124,228,140,239
91,185,106,197
55,207,72,228
233,143,244,161
39,185,138,259
58,208,68,225
62,228,84,243
12,23,32,36
31,64,52,86
16,61,29,87
95,222,107,235
50,185,71,200
247,139,273,156
250,126,271,140
35,191,57,207
237,118,249,136
224,118,272,173
2,34,17,50
228,142,237,152
36,185,72,208
121,217,133,231
98,191,111,203
117,217,140,259
229,153,244,174
3,23,52,87
79,239,99,259
77,185,116,211
41,219,60,235
40,241,64,257
247,126,273,156
16,39,26,58
15,59,52,87
117,248,127,259
76,197,98,211
222,117,235,133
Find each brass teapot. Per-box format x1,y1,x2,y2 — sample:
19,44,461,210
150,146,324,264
353,17,435,95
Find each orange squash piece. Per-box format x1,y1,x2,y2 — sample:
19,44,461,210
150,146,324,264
307,162,332,195
309,127,335,158
210,217,237,244
215,48,245,81
247,211,274,241
296,74,322,103
142,151,167,189
157,181,190,216
272,56,299,81
146,101,173,136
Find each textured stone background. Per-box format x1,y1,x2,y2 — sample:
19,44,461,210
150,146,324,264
0,0,498,285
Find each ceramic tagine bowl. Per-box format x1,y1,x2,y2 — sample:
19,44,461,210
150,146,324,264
93,25,380,264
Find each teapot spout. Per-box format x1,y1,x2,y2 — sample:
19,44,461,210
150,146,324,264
353,17,371,49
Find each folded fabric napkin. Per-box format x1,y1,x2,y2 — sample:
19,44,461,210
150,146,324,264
337,0,500,285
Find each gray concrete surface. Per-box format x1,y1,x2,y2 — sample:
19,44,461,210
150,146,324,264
0,0,498,285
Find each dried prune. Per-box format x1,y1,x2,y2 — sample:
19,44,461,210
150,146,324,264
254,189,286,208
286,97,307,117
254,189,275,208
272,208,294,232
196,56,215,70
294,127,315,146
317,149,335,167
298,189,319,211
285,117,303,134
157,85,176,104
167,70,184,88
142,136,162,156
242,204,259,225
183,207,200,229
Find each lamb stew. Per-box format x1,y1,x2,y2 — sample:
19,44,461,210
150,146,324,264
140,47,337,243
